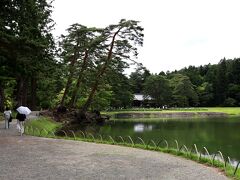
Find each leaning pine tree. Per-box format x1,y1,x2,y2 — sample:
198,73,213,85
57,19,143,123
81,19,144,112
59,24,102,107
58,24,105,109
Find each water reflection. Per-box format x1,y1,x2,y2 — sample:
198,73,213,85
134,124,153,132
101,117,240,162
62,117,240,163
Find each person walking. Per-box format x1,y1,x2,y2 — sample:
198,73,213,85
3,107,12,129
16,112,26,136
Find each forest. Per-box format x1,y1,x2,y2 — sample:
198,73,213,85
132,58,240,108
1,0,240,112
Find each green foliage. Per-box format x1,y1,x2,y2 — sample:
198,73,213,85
49,89,67,109
197,82,214,106
59,19,144,111
90,84,113,111
170,74,199,107
224,98,237,107
160,58,240,107
131,58,240,108
1,79,16,108
179,66,203,86
143,75,171,106
81,19,144,111
58,23,103,107
107,70,133,108
214,59,228,105
0,0,57,110
227,84,240,106
129,65,150,93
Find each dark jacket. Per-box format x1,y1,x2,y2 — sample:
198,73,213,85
16,113,26,121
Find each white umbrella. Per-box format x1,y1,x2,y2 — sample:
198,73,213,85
16,106,31,115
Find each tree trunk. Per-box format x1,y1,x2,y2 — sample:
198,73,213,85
16,76,24,106
16,76,28,107
22,77,28,106
30,77,37,110
0,82,5,112
60,43,80,106
60,67,74,106
81,78,100,112
69,49,89,107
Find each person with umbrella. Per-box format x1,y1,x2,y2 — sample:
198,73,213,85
16,106,31,136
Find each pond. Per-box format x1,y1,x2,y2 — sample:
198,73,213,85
72,116,240,163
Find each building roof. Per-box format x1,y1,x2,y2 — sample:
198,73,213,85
133,94,152,101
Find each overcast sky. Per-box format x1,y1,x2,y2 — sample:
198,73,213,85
52,0,240,73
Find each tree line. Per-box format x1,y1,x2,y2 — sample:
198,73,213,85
133,58,240,108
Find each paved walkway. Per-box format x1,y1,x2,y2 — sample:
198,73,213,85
0,120,228,180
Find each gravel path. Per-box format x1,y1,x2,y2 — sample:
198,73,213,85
0,120,228,180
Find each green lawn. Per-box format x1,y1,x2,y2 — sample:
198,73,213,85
105,107,240,116
203,107,240,115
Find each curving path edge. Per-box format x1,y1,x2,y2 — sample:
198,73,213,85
0,120,228,180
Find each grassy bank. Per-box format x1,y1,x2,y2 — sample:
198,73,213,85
25,117,61,132
25,117,240,179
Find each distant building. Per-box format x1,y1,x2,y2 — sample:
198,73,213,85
133,94,153,107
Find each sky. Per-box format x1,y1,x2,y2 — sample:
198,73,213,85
51,0,240,73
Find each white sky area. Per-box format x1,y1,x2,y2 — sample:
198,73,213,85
52,0,240,73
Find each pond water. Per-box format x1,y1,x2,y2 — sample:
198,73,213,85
73,116,240,163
